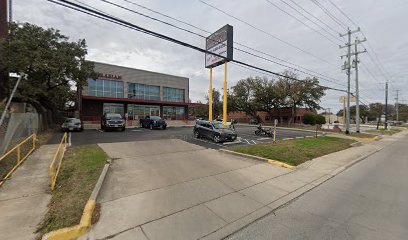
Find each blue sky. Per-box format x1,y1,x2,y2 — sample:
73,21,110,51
13,0,408,112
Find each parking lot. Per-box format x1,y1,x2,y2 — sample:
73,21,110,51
49,124,322,150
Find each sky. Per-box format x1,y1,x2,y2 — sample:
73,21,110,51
12,0,408,113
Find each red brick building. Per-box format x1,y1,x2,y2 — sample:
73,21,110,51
229,107,313,125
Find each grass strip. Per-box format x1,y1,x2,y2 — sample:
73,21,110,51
37,144,108,235
365,128,401,136
232,136,355,166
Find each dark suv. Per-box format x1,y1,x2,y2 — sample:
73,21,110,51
140,116,167,130
101,113,125,131
194,120,237,143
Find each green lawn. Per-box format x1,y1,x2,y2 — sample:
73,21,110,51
232,136,355,166
37,144,108,235
365,128,401,136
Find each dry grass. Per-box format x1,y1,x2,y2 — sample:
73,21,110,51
37,144,108,235
232,136,355,166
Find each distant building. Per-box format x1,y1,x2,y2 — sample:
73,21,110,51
81,62,190,126
229,107,313,125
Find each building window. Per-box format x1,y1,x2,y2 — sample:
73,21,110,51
128,83,160,100
88,79,124,98
163,87,185,102
103,103,124,116
127,104,160,121
163,106,185,120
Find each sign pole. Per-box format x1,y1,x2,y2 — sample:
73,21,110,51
209,67,213,121
223,62,227,125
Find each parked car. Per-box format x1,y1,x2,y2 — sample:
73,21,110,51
140,116,167,130
101,113,125,131
193,120,237,143
249,118,258,125
61,118,83,132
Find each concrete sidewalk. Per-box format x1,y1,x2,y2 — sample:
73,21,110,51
0,144,58,240
79,133,399,240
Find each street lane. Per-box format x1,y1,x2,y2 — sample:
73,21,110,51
227,134,408,240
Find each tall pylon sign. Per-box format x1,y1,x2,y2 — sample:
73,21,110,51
205,24,233,124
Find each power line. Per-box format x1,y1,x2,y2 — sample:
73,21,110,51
276,0,341,40
120,0,345,84
264,0,341,45
310,0,348,30
198,0,337,67
286,0,340,35
47,0,348,94
91,0,347,88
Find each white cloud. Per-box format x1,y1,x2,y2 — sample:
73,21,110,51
13,0,408,111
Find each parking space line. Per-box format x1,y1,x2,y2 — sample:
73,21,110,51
257,137,271,141
192,138,223,146
131,129,143,132
96,129,103,133
251,140,257,144
223,141,242,145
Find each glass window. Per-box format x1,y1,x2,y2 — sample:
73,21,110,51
128,83,160,100
163,87,185,102
87,79,124,98
127,104,160,121
163,106,185,120
103,103,124,116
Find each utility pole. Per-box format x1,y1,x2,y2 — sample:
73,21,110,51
395,90,399,122
350,37,367,133
0,0,9,101
340,27,360,134
385,82,389,130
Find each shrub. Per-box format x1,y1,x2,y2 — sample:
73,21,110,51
302,113,316,125
316,114,326,125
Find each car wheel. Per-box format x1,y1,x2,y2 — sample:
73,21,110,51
162,125,167,130
150,124,153,130
101,124,104,130
194,130,200,138
213,135,221,143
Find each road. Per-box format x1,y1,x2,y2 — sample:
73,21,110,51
49,125,320,149
227,134,408,239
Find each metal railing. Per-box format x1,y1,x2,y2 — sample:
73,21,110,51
49,132,68,190
0,133,37,187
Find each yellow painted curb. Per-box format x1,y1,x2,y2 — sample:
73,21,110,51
42,200,96,240
267,159,296,170
219,149,296,170
350,135,380,141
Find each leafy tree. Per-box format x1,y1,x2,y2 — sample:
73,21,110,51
277,70,325,123
0,22,96,124
205,88,222,118
230,77,261,118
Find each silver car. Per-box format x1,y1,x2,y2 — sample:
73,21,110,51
61,118,84,132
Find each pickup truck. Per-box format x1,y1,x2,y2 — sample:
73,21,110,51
140,116,167,130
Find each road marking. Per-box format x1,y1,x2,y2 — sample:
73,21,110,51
305,135,314,138
243,139,251,144
68,132,72,146
131,129,143,132
283,138,293,140
223,141,242,145
257,137,271,141
96,129,103,133
192,138,223,146
295,136,304,139
251,140,257,144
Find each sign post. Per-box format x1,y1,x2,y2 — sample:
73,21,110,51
273,119,278,142
205,24,233,124
209,67,213,121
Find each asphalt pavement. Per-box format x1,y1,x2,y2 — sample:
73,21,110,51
48,125,320,149
227,132,408,240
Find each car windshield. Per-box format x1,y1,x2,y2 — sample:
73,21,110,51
212,122,227,129
150,116,161,120
106,113,122,119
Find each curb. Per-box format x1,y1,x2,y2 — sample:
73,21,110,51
219,149,296,170
42,162,110,240
236,124,321,134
